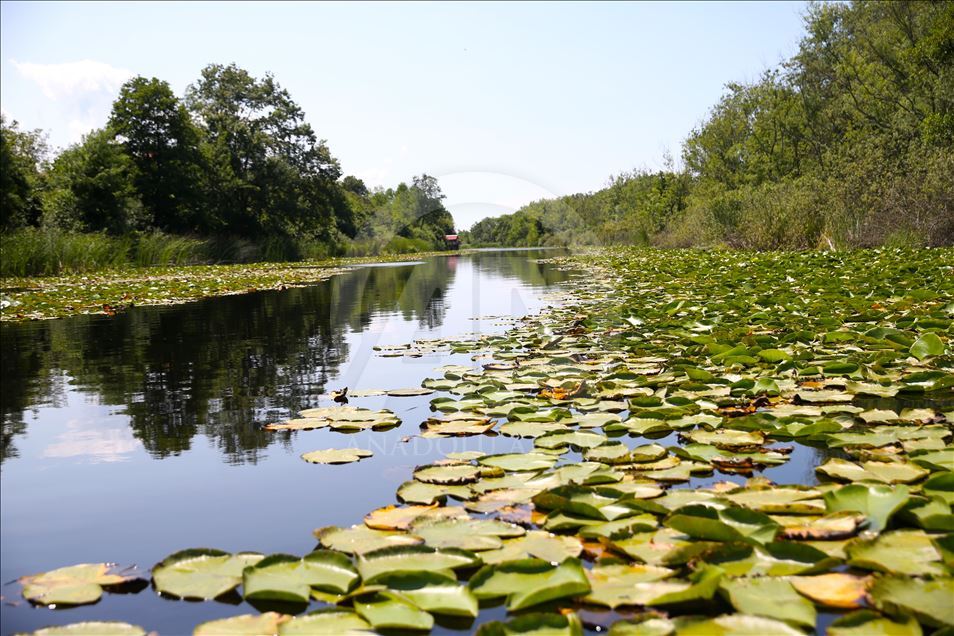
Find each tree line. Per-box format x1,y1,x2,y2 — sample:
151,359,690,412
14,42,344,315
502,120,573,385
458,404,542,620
465,1,953,249
1,63,455,268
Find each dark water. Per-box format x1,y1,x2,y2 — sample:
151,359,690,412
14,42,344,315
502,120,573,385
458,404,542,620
0,250,571,635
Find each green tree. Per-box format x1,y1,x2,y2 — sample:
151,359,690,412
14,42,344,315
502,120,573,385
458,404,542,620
108,77,204,233
1,116,48,230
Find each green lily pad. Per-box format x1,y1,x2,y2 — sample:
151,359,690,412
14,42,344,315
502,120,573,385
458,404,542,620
827,610,922,636
353,591,434,631
371,571,478,617
480,531,583,565
314,524,422,555
816,458,928,484
583,563,677,608
666,505,779,544
478,453,558,472
277,608,372,635
411,517,525,551
152,549,264,600
356,545,479,584
719,577,816,628
301,448,373,464
824,484,910,532
535,430,608,450
672,614,804,635
194,613,288,636
468,557,591,611
868,575,954,627
413,463,481,485
264,418,330,431
17,623,147,636
475,612,583,636
397,480,472,505
910,333,945,360
242,551,359,603
19,563,138,606
846,529,947,575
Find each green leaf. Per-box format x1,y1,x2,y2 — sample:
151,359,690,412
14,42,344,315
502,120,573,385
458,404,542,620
719,577,816,628
468,557,591,611
277,609,372,635
411,517,525,551
314,524,422,555
823,484,910,532
672,614,805,635
301,448,373,464
827,610,922,636
356,545,478,584
152,549,264,600
583,563,677,608
846,529,947,575
475,612,584,636
194,613,288,636
413,463,481,485
868,575,954,628
242,551,359,603
353,592,434,631
480,531,583,565
910,333,945,360
372,571,478,617
18,623,147,636
665,505,779,544
19,563,137,606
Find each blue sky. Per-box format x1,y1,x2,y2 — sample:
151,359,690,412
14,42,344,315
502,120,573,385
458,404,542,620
1,1,808,229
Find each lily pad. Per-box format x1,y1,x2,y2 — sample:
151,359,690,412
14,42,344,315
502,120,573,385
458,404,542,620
194,613,288,636
353,591,434,631
823,484,909,532
277,608,372,635
868,574,954,627
665,505,779,544
846,529,947,575
301,448,373,464
789,573,868,608
468,557,591,611
242,551,359,603
371,571,478,617
475,612,583,636
17,623,147,636
19,563,138,606
827,610,922,636
152,549,264,600
411,517,525,551
356,545,479,584
315,524,422,555
719,577,816,628
583,563,678,608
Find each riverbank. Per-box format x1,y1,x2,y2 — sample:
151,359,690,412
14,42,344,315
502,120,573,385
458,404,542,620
0,250,464,321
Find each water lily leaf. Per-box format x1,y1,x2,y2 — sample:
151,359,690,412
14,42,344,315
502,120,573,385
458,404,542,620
533,485,639,521
666,505,779,544
194,612,288,636
397,480,472,505
315,524,422,555
264,418,330,431
816,458,928,484
297,405,400,431
18,623,147,636
278,608,372,635
868,575,954,627
386,387,434,397
19,563,137,606
535,430,608,450
468,557,591,610
423,417,495,436
845,382,900,397
242,551,359,603
583,563,677,608
364,504,466,530
846,529,947,575
795,389,854,403
475,612,584,636
735,541,840,575
823,484,909,532
413,463,481,485
827,610,922,636
499,420,567,438
777,511,864,540
371,571,478,617
411,517,525,551
584,442,632,464
719,577,816,628
923,472,954,505
356,545,479,584
910,333,945,360
684,430,766,450
480,531,583,565
301,448,373,464
478,453,558,472
911,449,954,472
723,487,824,514
152,549,264,600
789,573,867,608
672,614,805,635
353,591,434,631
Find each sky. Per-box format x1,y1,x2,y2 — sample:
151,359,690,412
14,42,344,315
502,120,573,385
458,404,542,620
1,1,809,230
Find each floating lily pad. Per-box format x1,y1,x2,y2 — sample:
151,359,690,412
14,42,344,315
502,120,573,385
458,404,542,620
315,524,422,555
868,575,954,627
719,577,816,628
194,612,288,636
353,592,434,631
666,505,779,544
478,453,558,472
413,463,481,485
19,563,138,606
827,610,922,636
823,484,910,532
789,573,867,608
846,529,947,575
277,608,372,635
672,614,804,635
480,531,583,565
242,551,359,603
364,505,466,531
475,612,583,636
152,549,264,600
468,558,591,611
411,517,525,551
371,571,478,617
301,448,373,464
17,623,147,636
583,563,677,608
357,545,479,584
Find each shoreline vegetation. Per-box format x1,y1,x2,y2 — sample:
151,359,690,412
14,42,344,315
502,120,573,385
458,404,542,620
3,3,952,282
0,249,469,321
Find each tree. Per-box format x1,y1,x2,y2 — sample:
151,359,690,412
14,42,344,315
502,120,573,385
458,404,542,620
108,77,204,233
43,129,142,234
184,63,350,239
1,116,48,229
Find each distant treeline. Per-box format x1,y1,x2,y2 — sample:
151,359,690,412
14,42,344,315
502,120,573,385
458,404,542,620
1,64,455,275
465,2,954,249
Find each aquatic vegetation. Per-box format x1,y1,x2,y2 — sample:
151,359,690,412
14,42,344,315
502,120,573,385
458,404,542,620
14,247,954,634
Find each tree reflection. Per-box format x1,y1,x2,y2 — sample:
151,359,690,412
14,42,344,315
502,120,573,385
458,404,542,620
1,251,569,464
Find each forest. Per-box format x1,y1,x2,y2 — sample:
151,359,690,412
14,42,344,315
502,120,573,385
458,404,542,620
0,64,455,275
465,1,954,249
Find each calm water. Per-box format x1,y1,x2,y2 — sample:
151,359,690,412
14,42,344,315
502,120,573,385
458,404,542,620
0,250,571,634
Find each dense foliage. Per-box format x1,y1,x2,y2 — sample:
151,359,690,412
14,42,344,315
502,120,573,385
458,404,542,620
0,65,456,274
466,1,954,249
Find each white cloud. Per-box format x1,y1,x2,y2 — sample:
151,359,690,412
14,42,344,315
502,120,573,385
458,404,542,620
11,59,134,144
12,59,132,100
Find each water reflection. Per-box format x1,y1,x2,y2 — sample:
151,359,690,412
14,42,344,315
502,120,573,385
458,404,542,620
1,251,569,465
